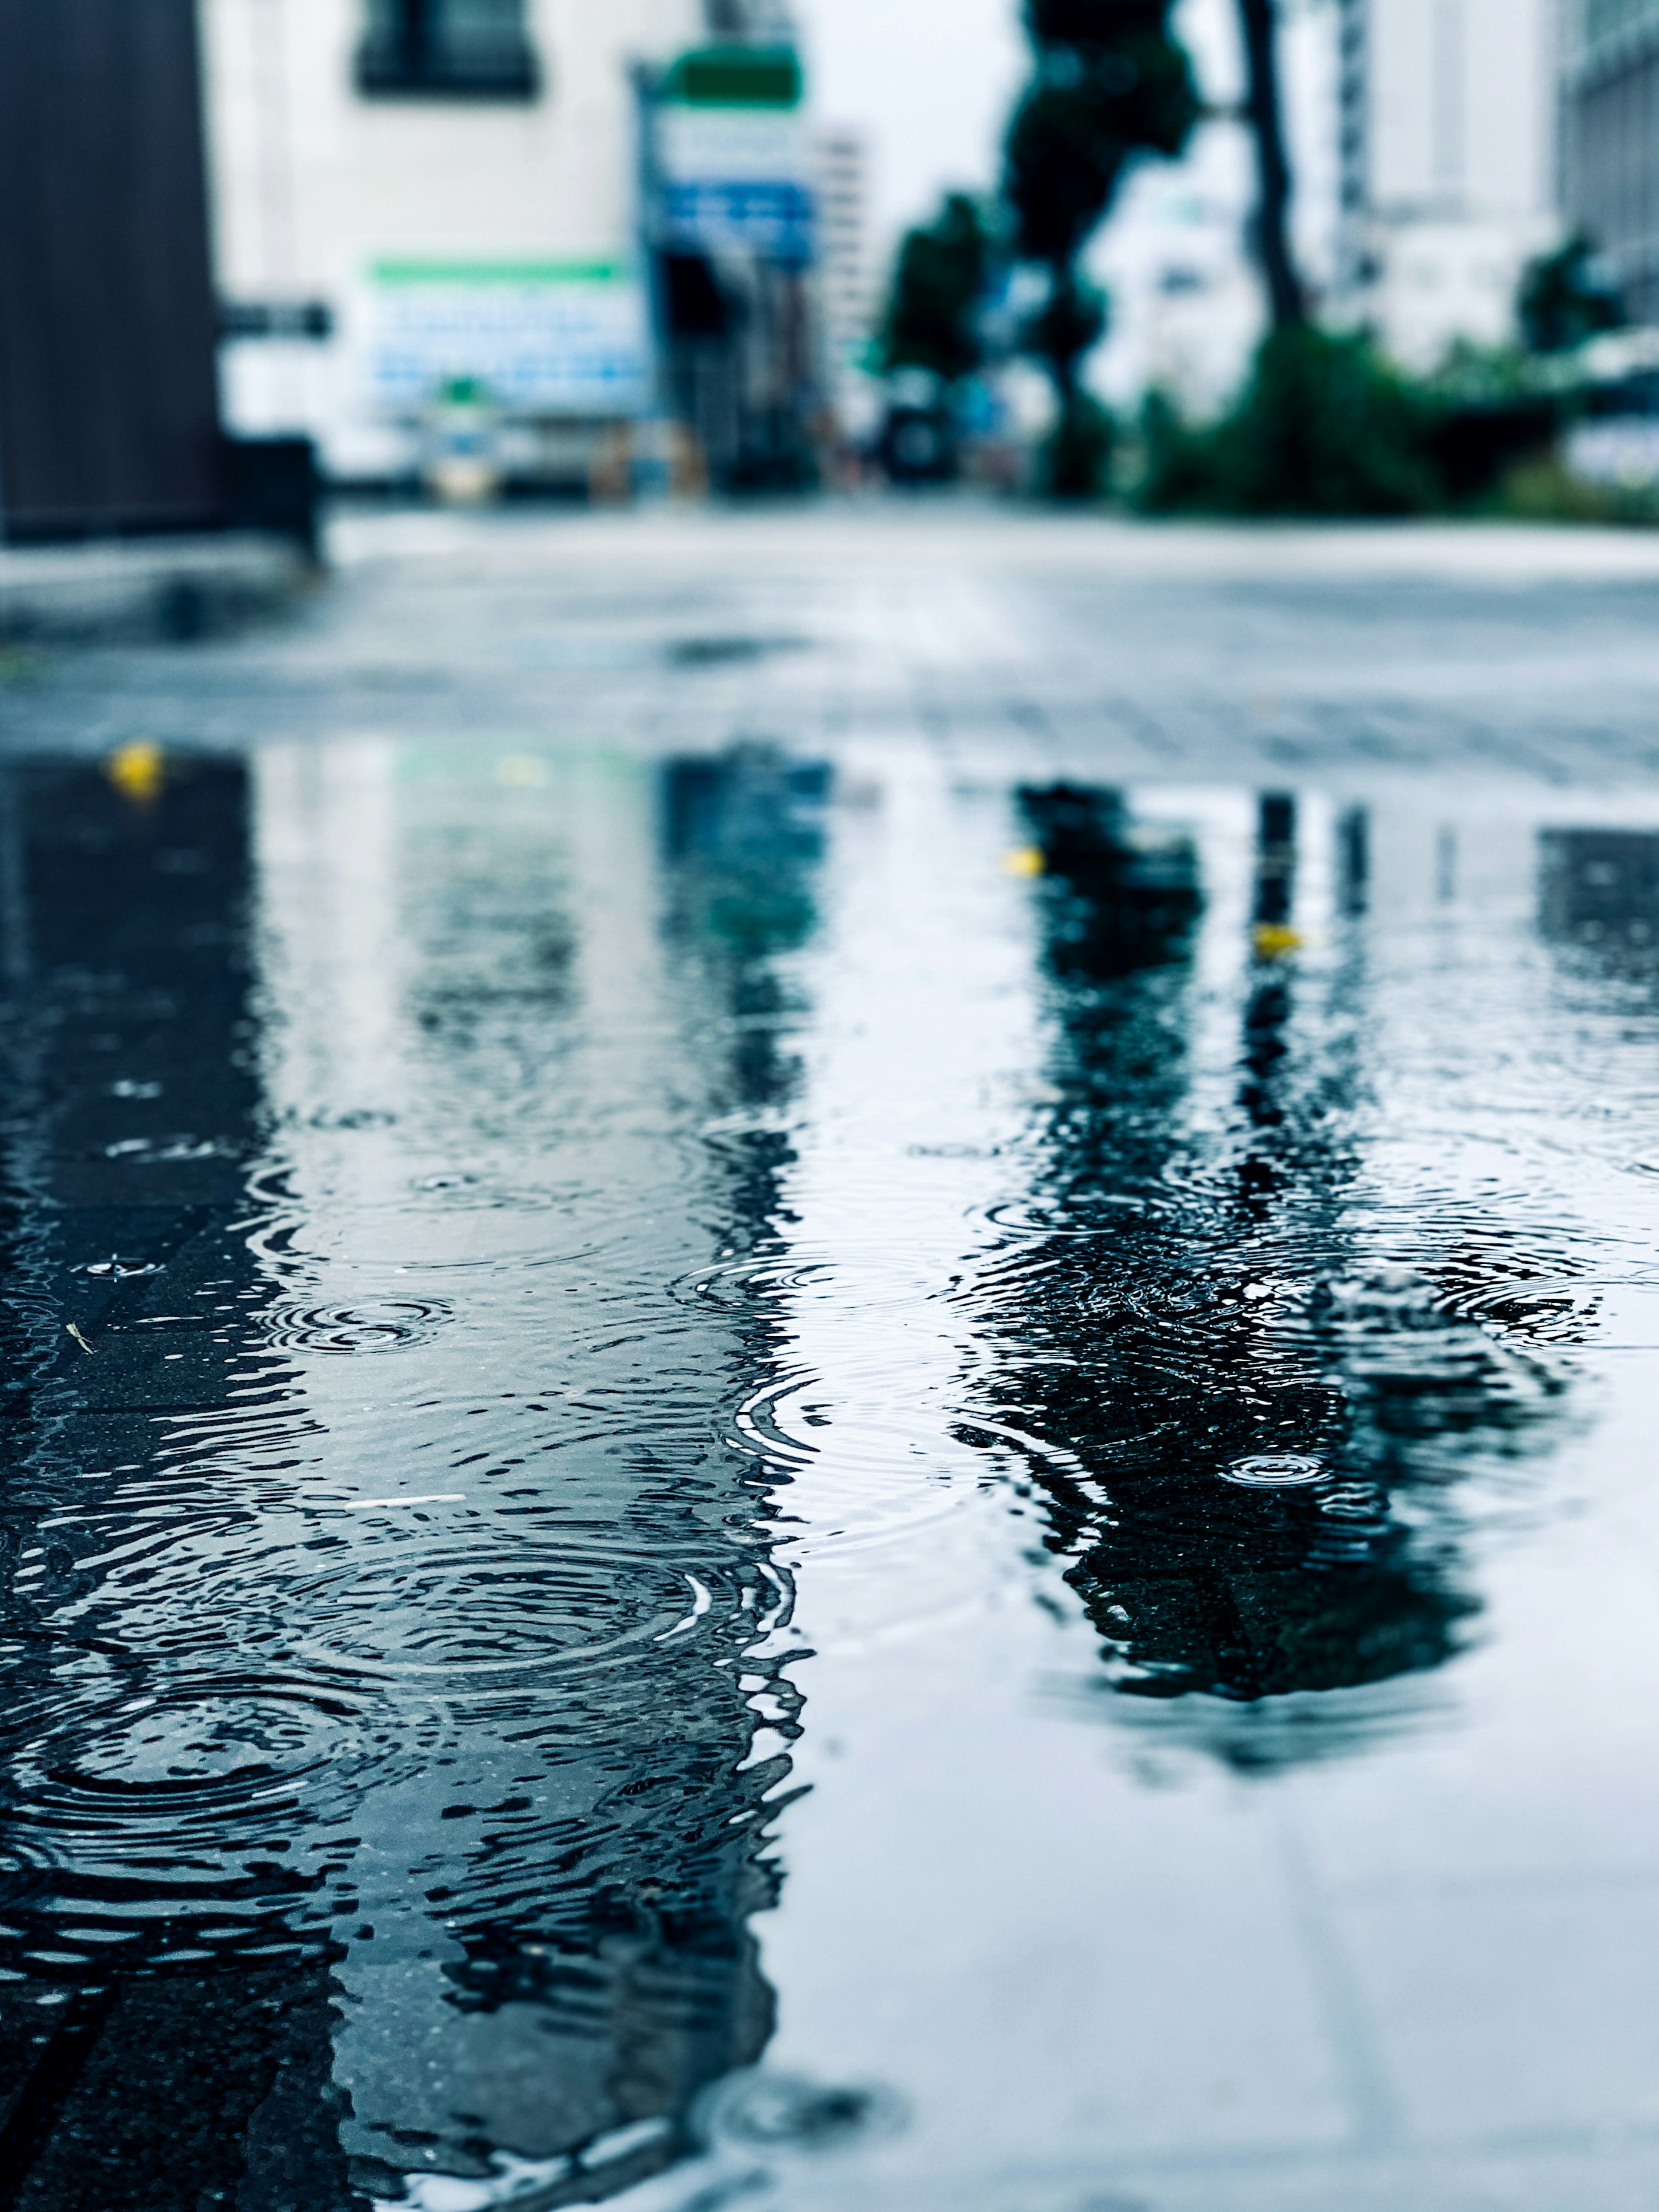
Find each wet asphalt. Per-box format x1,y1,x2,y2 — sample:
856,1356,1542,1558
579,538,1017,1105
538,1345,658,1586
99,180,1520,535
1,501,1659,2212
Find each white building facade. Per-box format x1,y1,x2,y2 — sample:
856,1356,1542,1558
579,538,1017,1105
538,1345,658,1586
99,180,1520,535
812,124,875,384
1346,0,1561,368
202,0,706,481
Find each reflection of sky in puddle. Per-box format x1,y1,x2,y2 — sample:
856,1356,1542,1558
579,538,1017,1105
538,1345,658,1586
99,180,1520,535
0,744,1657,2208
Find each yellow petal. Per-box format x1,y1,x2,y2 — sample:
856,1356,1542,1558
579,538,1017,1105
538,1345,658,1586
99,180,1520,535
1252,923,1304,958
108,741,164,804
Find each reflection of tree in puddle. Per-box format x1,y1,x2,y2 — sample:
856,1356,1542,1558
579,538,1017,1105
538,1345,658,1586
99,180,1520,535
977,785,1577,1767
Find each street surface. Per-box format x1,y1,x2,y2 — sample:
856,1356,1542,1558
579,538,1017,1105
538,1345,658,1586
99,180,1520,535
13,500,1659,782
2,502,1659,2212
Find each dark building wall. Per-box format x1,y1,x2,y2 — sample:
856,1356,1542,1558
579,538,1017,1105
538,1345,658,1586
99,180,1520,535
0,0,223,541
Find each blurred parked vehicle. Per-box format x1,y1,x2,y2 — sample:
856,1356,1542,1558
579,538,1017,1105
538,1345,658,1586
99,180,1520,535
876,371,957,486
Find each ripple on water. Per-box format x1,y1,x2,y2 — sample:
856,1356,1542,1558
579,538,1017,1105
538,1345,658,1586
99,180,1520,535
0,1672,459,1964
667,1253,831,1311
285,1540,743,1683
265,1298,452,1354
977,1191,1167,1238
1219,1453,1328,1490
699,2068,909,2156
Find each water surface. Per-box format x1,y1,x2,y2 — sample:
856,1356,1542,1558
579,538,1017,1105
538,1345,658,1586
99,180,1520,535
1,741,1656,2212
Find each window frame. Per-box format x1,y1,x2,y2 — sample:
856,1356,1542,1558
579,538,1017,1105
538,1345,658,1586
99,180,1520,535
354,0,541,102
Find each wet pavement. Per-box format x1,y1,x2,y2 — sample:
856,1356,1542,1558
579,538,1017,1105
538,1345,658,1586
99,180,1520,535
2,504,1659,2212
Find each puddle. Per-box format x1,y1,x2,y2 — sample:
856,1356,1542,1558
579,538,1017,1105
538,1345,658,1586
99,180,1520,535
0,747,1657,2206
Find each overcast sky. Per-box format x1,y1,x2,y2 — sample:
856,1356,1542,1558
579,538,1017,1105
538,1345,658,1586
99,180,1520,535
798,0,1027,261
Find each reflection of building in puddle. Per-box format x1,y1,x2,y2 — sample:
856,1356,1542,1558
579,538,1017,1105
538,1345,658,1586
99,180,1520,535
237,742,830,2203
972,785,1578,1768
1539,827,1659,966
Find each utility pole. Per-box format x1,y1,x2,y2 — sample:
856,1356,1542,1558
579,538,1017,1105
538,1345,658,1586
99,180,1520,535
1237,0,1308,329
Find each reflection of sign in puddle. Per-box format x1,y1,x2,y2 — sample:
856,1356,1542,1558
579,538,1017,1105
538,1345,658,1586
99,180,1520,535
1219,1452,1325,1490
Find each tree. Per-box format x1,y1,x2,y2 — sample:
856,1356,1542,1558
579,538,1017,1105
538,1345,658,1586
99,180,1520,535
1519,233,1624,355
1236,0,1306,329
880,194,994,387
1004,0,1198,494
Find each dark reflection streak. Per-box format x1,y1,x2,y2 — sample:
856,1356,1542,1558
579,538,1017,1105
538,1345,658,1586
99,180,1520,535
0,765,95,2212
626,747,835,2127
1437,825,1458,906
0,756,350,2212
0,763,54,1423
0,771,31,989
0,1985,116,2207
1338,805,1369,920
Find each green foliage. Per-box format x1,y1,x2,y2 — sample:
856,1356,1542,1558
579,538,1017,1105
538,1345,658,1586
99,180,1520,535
1138,326,1444,517
1006,82,1126,270
1025,0,1174,43
881,194,994,386
1003,0,1196,461
1493,454,1659,527
1004,38,1198,268
1519,234,1624,356
1020,274,1107,385
1424,338,1539,407
1043,392,1115,499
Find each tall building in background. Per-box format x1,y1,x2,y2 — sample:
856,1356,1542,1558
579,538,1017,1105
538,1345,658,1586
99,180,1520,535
814,125,876,386
1339,0,1560,366
1560,0,1659,322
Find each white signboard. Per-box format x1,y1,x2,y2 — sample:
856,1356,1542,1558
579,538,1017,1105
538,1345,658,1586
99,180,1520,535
366,263,653,418
656,108,814,264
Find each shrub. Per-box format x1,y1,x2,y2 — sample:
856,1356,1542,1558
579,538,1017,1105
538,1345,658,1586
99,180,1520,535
1493,454,1659,527
881,195,995,386
1044,393,1115,499
1138,326,1443,516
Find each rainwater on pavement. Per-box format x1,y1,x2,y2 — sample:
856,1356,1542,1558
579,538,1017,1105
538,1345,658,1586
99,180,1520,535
1,509,1658,2212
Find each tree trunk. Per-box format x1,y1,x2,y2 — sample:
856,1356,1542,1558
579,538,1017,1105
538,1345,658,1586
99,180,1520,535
1238,0,1306,329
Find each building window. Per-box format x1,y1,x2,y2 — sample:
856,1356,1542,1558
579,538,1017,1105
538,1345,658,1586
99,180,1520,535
356,0,539,100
